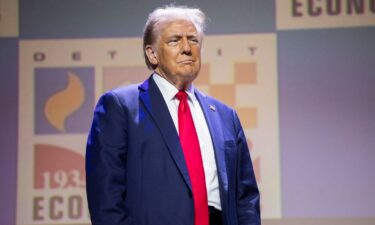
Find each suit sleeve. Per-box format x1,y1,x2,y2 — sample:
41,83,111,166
233,110,261,225
85,91,132,225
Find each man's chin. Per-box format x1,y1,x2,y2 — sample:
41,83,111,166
179,71,198,80
178,66,199,77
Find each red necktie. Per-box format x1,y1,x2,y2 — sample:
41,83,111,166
176,90,209,225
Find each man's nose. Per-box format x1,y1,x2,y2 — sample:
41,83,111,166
180,37,191,54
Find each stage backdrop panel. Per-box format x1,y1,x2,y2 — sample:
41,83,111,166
18,34,281,224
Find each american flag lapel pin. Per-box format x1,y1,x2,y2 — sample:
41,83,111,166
209,105,216,112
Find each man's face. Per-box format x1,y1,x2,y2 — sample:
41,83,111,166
149,20,202,89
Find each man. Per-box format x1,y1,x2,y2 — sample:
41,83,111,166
86,5,260,225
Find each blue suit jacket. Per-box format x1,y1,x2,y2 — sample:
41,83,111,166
86,76,260,225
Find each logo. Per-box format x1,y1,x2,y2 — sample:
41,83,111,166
33,144,88,222
34,144,85,190
34,67,95,134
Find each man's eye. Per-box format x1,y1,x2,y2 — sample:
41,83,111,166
168,39,178,44
189,39,199,44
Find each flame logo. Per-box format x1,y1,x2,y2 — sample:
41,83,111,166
44,72,85,132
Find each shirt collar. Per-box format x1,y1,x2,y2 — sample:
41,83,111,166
152,72,197,102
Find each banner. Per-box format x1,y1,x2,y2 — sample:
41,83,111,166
277,0,375,30
18,34,281,224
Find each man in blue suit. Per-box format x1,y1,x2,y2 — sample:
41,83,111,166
86,5,260,225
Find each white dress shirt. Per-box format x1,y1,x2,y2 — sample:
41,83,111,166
152,73,221,210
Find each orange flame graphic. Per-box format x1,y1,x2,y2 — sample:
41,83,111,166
44,72,85,132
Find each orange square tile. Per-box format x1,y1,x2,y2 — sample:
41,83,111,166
247,138,254,151
252,156,261,183
234,62,257,84
237,107,257,129
210,84,235,107
195,64,210,85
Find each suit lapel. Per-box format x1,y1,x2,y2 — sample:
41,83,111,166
195,90,229,192
139,77,192,191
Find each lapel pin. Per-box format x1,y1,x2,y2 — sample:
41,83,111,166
209,105,216,112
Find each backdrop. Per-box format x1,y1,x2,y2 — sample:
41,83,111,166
1,0,375,224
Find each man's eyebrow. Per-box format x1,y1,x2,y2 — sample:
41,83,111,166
187,33,199,37
168,32,198,37
168,34,183,38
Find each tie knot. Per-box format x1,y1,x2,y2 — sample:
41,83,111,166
176,91,188,102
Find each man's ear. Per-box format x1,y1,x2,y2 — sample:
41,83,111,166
145,45,158,66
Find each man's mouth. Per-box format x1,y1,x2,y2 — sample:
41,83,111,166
178,59,195,64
